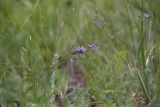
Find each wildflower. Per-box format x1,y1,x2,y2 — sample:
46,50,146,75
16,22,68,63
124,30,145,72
143,13,151,18
138,13,152,18
88,43,97,50
75,47,87,54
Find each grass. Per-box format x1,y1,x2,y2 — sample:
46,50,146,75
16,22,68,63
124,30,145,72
0,0,160,107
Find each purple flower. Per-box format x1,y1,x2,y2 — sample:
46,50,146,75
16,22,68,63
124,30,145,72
138,13,152,19
143,13,151,18
88,43,97,50
75,47,87,54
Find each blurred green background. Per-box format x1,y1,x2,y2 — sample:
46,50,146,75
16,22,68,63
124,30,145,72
0,0,160,107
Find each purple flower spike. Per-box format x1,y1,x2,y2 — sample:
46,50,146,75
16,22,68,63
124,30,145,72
88,43,97,50
75,47,87,54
